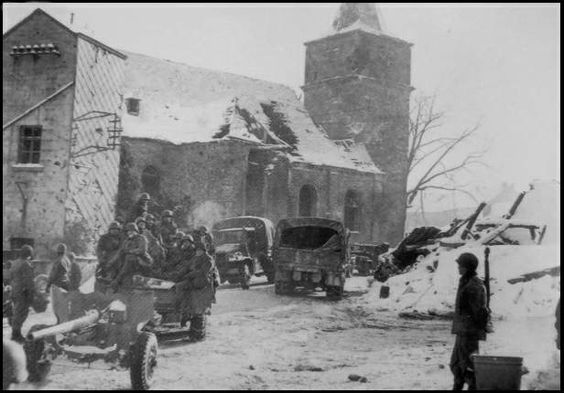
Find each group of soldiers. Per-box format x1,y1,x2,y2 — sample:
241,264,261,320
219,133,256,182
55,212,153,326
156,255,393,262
95,192,219,341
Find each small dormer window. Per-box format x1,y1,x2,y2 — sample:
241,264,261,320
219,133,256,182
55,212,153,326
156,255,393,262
126,98,140,116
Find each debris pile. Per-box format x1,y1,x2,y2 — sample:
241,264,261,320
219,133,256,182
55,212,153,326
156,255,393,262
366,181,560,319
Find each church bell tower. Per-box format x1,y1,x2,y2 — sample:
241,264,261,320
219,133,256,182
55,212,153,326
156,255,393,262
302,3,413,243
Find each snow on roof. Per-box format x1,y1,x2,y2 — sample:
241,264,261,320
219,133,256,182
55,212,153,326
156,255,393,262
121,51,382,174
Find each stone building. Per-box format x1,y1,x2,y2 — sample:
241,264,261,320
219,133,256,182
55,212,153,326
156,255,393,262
3,9,126,257
3,4,412,258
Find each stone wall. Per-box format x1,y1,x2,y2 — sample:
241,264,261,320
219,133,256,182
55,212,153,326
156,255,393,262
117,138,253,231
2,11,77,257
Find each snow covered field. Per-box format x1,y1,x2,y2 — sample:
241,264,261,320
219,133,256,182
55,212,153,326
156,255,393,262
4,274,559,390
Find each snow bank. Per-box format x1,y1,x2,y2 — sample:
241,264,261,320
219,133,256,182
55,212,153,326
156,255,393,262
366,244,560,318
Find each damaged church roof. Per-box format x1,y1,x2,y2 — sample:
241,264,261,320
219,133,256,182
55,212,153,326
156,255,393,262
121,51,382,174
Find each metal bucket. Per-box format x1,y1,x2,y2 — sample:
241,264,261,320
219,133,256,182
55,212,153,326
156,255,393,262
472,355,523,390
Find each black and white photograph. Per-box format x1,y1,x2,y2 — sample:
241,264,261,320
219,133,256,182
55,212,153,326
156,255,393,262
2,2,560,390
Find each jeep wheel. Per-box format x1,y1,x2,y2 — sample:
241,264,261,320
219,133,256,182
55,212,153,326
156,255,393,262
130,332,158,390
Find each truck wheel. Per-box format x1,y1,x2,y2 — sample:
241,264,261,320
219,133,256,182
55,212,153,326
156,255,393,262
24,324,53,383
265,270,275,283
327,286,344,300
130,331,158,390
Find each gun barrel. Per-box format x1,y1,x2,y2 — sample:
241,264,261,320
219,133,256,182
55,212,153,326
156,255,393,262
27,309,100,341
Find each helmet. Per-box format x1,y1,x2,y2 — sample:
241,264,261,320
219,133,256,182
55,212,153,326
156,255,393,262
21,245,34,259
182,234,195,243
162,210,173,218
56,243,67,255
145,213,155,221
175,231,186,239
198,225,208,233
135,216,146,225
456,252,479,272
139,193,151,201
125,222,139,233
109,221,122,231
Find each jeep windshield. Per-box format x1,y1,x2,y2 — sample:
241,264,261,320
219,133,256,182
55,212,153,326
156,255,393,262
279,226,340,250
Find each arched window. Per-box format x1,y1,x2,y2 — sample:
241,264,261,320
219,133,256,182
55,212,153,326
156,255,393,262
344,190,361,231
141,165,160,196
299,185,317,217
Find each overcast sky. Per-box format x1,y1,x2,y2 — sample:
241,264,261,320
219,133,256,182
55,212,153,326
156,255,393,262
3,3,560,211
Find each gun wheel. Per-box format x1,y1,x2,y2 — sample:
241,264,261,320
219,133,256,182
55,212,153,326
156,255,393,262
130,331,158,390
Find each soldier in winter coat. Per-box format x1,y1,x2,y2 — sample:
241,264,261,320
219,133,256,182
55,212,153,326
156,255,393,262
96,221,123,282
450,252,488,391
47,243,72,292
112,223,153,289
174,241,215,341
137,216,166,278
159,210,178,250
9,245,36,342
128,192,151,223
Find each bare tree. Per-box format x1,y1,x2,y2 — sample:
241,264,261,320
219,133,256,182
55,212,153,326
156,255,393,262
406,94,487,208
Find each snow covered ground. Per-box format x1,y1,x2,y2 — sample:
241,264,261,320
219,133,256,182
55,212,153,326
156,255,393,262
4,274,559,390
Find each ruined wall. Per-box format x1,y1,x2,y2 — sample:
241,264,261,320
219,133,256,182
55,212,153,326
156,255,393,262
117,138,252,231
287,162,384,243
303,30,412,244
64,37,126,256
2,12,77,257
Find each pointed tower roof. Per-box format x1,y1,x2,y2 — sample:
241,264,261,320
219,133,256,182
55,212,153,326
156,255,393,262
332,3,385,35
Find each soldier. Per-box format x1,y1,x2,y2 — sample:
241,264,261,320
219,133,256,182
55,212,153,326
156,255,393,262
128,192,151,223
162,231,185,276
9,245,36,342
137,216,166,278
145,213,163,245
46,243,72,292
112,223,153,289
174,241,215,341
96,221,123,284
450,252,488,391
159,210,178,250
194,225,215,256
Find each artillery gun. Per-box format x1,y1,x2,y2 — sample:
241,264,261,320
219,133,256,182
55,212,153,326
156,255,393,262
24,274,200,390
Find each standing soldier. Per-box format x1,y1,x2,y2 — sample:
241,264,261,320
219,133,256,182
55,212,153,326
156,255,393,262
174,241,215,341
46,243,72,292
450,252,488,391
159,210,178,250
128,193,151,223
9,245,36,342
96,221,123,285
112,223,153,289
